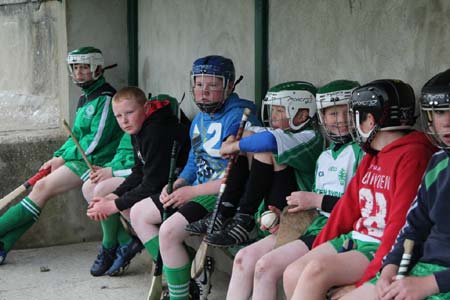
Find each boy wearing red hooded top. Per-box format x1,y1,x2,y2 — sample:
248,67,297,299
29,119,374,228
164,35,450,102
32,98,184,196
282,79,436,300
86,87,190,270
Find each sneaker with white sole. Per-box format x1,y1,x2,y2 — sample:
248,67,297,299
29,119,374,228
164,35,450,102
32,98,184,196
190,256,214,300
205,213,257,247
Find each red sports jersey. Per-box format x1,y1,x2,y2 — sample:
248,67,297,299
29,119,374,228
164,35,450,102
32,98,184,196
312,131,436,286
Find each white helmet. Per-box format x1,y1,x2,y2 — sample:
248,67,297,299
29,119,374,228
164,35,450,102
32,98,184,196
261,81,317,131
67,46,104,87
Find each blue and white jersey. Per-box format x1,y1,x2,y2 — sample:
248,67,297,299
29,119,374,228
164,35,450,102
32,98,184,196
180,93,260,185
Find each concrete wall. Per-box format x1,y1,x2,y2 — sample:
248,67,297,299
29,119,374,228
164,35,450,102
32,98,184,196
269,0,450,95
138,0,255,119
0,1,67,135
0,0,129,249
66,0,129,122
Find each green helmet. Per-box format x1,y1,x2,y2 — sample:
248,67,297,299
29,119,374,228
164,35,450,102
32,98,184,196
67,46,104,86
316,80,360,143
261,81,317,131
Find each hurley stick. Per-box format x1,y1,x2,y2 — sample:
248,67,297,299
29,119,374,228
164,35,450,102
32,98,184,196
395,239,415,280
274,206,318,248
191,108,251,279
0,167,51,211
63,119,137,235
62,119,94,171
147,141,179,300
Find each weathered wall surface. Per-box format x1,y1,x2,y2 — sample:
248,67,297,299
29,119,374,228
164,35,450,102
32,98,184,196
138,0,255,119
0,0,128,249
0,136,102,249
66,0,129,121
269,0,450,94
0,1,67,135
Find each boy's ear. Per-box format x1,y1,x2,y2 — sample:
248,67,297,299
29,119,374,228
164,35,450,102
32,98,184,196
143,101,152,111
293,109,309,126
366,112,376,129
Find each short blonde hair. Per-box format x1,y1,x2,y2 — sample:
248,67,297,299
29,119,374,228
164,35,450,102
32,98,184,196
112,86,147,106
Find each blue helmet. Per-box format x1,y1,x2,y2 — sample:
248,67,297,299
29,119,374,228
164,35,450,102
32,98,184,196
190,55,236,113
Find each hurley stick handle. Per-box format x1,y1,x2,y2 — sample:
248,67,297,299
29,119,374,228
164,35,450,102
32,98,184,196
164,140,178,219
395,239,415,280
191,108,251,279
62,119,93,171
206,107,251,235
0,168,51,211
147,140,179,300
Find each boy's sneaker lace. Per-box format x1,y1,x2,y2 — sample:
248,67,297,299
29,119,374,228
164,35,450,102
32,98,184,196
90,245,116,276
185,212,225,236
107,236,144,276
205,213,257,247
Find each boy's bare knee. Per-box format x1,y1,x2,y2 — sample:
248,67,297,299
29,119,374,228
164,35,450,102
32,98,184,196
233,248,252,272
302,259,327,279
254,256,275,280
159,221,181,243
81,182,92,202
93,182,109,197
31,179,53,199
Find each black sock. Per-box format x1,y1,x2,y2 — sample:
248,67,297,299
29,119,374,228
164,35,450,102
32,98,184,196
265,167,298,210
238,159,274,215
219,155,249,219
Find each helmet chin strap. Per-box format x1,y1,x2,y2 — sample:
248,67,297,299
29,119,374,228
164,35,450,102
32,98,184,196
355,110,379,154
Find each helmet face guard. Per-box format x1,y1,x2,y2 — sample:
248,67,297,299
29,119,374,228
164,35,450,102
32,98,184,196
317,80,359,144
67,47,104,87
190,55,235,114
261,81,316,131
420,70,450,153
349,88,383,152
190,74,228,114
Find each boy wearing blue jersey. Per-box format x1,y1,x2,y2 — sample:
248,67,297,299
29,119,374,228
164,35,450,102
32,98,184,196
128,56,259,299
188,81,324,248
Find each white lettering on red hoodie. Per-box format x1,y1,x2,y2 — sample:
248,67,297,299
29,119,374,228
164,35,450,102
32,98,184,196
313,131,437,286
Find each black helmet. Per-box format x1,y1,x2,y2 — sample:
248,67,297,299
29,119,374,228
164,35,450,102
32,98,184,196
420,69,450,154
350,79,416,153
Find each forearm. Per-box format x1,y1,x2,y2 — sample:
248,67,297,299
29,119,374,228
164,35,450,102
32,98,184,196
190,179,222,198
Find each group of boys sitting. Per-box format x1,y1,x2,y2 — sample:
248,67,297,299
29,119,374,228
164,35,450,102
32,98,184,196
0,47,450,300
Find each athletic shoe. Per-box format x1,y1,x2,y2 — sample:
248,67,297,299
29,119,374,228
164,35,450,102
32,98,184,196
205,213,257,247
107,236,144,276
90,245,116,276
160,257,214,300
160,288,170,300
185,212,226,236
190,256,214,300
0,247,7,265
